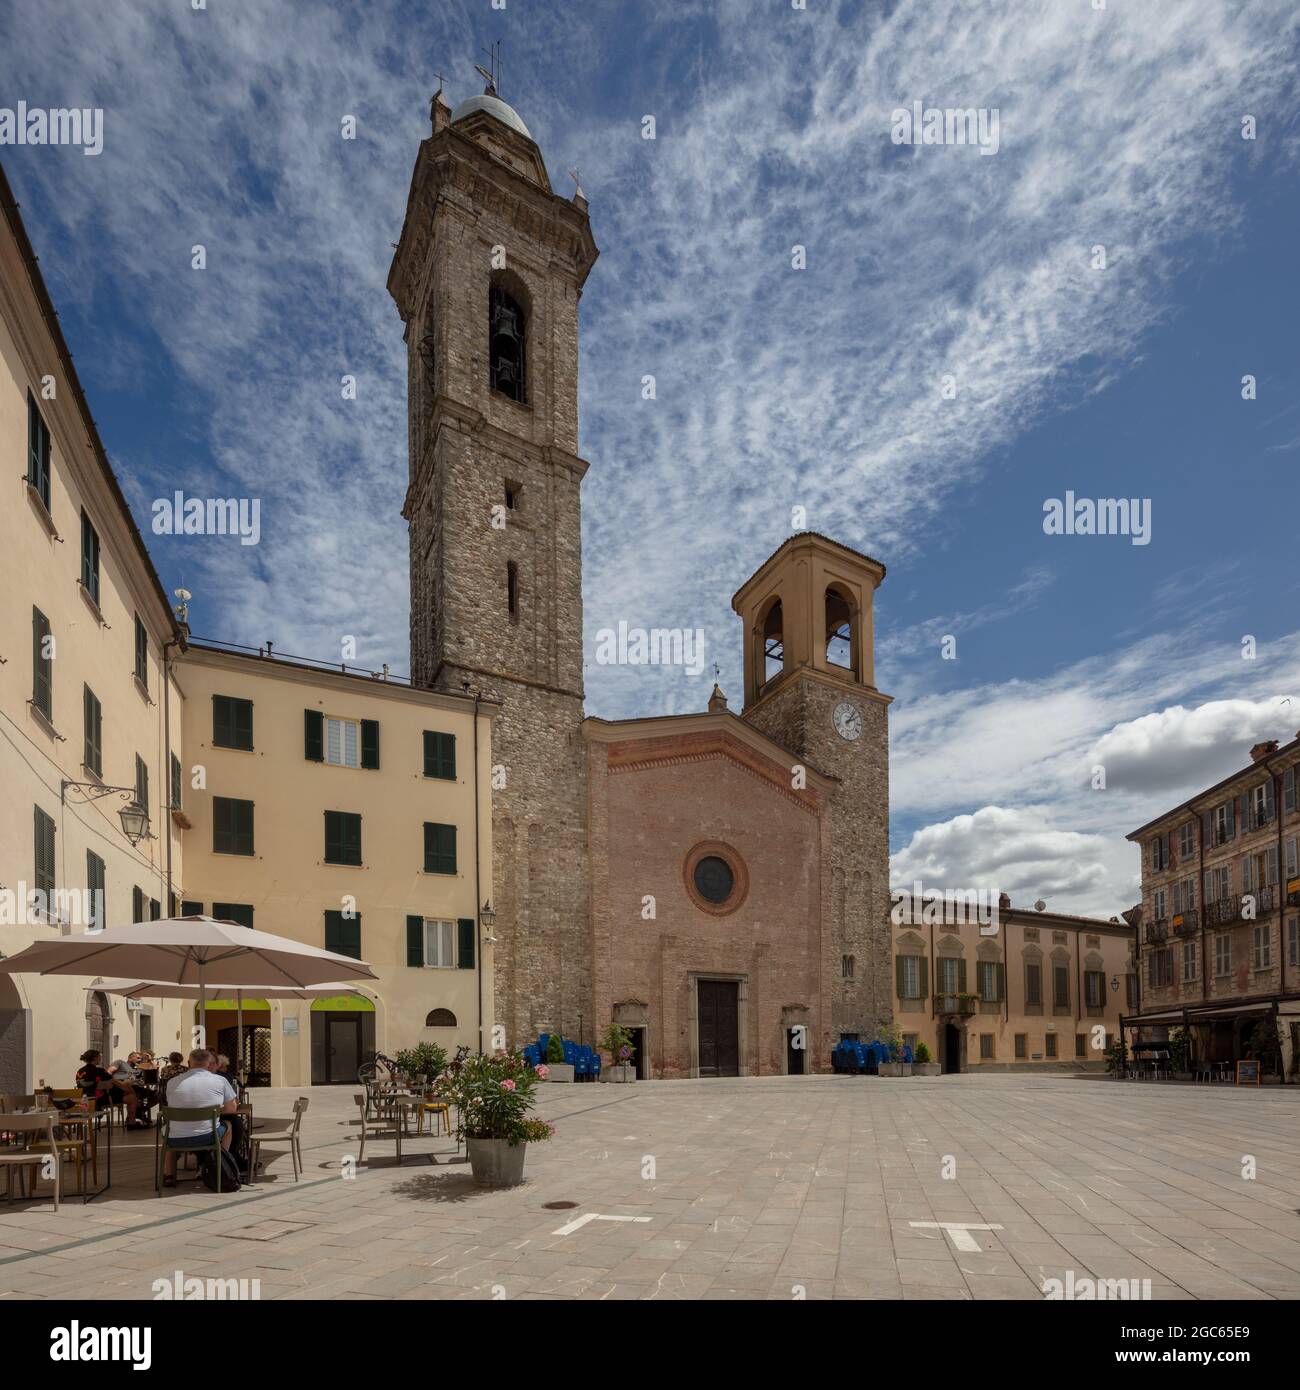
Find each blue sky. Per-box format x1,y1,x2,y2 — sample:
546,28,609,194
3,0,1299,915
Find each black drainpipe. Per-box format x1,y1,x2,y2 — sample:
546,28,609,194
472,689,484,1056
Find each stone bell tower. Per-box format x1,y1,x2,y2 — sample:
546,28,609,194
731,532,894,1037
388,82,598,1048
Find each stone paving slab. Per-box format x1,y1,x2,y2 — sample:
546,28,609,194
1,1074,1298,1300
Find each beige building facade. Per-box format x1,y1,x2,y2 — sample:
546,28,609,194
1126,736,1300,1081
0,166,187,1091
176,642,495,1085
892,894,1136,1072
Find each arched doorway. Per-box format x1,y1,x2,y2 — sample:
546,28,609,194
942,1023,962,1073
311,993,376,1084
85,990,111,1058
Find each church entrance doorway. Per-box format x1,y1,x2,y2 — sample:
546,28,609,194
697,980,740,1077
623,1026,648,1079
943,1023,962,1073
785,1027,806,1075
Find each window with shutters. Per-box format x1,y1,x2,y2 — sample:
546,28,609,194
1024,961,1042,1007
979,1034,994,1060
1250,782,1271,830
34,805,55,905
324,810,362,866
423,822,456,875
1014,1034,1027,1059
1289,916,1299,967
1251,925,1271,970
1151,836,1169,871
1152,887,1167,921
212,902,254,929
170,753,182,810
1205,864,1232,902
1084,970,1105,1008
423,730,456,780
1179,822,1195,860
977,960,1001,1003
80,509,100,605
324,909,362,959
133,614,148,690
898,955,921,998
1182,940,1198,981
181,900,204,917
132,885,145,922
1045,1033,1058,1058
1052,964,1071,1009
423,918,456,968
1286,838,1297,882
149,898,160,921
87,850,105,931
83,686,103,777
212,695,254,750
32,607,53,721
27,390,51,510
937,957,959,995
134,754,149,822
213,797,255,856
1284,766,1296,815
1213,801,1233,846
1214,933,1231,977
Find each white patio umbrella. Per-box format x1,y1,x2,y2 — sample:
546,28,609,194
95,978,365,1074
0,916,376,1054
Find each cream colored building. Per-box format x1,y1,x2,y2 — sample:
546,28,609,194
892,893,1136,1071
176,642,496,1086
0,166,495,1091
0,166,186,1090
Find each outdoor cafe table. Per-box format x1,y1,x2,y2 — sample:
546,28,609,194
386,1094,459,1166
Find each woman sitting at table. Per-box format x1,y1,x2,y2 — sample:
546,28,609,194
76,1049,146,1128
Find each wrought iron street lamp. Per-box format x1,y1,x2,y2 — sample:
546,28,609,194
61,780,151,845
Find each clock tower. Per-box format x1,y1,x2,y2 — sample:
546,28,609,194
731,533,894,1039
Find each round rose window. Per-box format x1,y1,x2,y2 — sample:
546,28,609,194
693,855,735,905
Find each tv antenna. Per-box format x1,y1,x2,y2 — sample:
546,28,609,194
173,587,192,623
475,41,501,97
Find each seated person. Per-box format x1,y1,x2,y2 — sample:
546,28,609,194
157,1052,186,1104
123,1051,158,1115
77,1049,145,1128
214,1054,242,1096
161,1048,237,1187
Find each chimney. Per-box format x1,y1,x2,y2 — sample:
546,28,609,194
707,683,728,714
1249,740,1279,763
998,892,1010,912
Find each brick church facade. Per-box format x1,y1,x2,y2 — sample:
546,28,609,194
389,87,892,1076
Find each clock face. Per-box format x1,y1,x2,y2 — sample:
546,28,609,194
833,701,863,741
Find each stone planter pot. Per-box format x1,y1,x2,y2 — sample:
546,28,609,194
878,1062,911,1077
912,1062,941,1076
544,1063,575,1083
602,1064,635,1083
467,1137,528,1188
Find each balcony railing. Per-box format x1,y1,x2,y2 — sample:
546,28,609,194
1171,910,1198,937
934,993,978,1017
1146,920,1169,944
1204,898,1241,928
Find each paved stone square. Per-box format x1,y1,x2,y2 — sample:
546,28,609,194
2,1074,1298,1301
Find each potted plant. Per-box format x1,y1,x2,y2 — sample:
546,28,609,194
1247,1020,1284,1084
395,1042,448,1088
543,1032,574,1083
599,1022,636,1082
1104,1035,1127,1078
1168,1028,1193,1081
877,1022,911,1076
434,1050,554,1187
912,1041,941,1076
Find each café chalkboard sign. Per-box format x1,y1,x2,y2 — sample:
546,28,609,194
1235,1059,1260,1085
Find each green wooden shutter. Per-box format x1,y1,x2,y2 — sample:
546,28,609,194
325,910,362,960
918,956,928,999
457,918,475,970
34,806,55,899
424,823,456,874
132,885,144,921
895,954,906,998
305,709,324,761
32,608,52,720
325,811,342,862
361,719,380,770
424,731,456,779
406,915,424,966
170,754,182,810
181,900,203,917
957,958,967,993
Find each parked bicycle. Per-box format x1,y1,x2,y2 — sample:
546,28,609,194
357,1051,399,1085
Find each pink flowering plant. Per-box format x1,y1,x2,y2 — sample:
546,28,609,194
434,1050,553,1146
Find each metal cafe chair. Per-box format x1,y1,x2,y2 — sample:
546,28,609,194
249,1098,309,1182
0,1113,63,1209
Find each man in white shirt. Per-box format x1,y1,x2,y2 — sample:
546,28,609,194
161,1048,237,1186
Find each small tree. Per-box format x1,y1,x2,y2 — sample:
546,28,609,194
914,1041,931,1064
878,1019,903,1061
1104,1035,1127,1074
1247,1019,1283,1075
546,1033,565,1065
599,1021,633,1065
1168,1028,1191,1074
